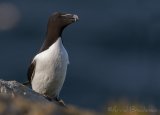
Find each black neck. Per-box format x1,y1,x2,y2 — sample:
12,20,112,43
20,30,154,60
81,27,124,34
39,25,64,53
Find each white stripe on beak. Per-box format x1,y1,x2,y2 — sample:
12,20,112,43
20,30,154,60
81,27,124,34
61,14,79,22
61,14,72,17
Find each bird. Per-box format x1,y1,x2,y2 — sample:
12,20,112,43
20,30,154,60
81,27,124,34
25,12,79,104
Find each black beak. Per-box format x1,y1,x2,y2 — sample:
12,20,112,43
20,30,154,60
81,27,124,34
72,14,79,22
61,14,79,22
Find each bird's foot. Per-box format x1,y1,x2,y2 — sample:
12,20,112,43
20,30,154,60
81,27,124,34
54,97,66,107
58,99,66,107
43,95,66,107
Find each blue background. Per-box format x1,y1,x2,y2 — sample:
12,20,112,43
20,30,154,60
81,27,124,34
0,0,160,110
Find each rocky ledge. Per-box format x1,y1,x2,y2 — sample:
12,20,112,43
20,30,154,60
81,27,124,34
0,79,98,115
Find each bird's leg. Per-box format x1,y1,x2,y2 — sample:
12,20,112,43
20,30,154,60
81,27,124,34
53,96,59,101
53,97,66,107
43,95,66,107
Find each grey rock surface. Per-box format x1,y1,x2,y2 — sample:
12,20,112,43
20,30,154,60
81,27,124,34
0,80,99,115
0,79,50,103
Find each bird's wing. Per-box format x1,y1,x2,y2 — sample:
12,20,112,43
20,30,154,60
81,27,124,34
27,60,36,83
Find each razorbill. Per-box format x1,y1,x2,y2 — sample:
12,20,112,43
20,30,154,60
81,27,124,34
26,12,79,103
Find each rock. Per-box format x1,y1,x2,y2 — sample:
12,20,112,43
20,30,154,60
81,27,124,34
0,79,52,103
0,79,99,115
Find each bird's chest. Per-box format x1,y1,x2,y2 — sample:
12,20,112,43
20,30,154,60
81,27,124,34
35,45,69,75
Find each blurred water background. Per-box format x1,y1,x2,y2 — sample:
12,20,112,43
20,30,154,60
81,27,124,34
0,0,160,111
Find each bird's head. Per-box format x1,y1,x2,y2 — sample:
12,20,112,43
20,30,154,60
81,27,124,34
47,12,79,33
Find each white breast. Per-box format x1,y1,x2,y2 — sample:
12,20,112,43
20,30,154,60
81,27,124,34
31,37,69,98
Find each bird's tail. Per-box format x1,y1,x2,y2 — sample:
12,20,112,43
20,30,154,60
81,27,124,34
23,81,31,86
